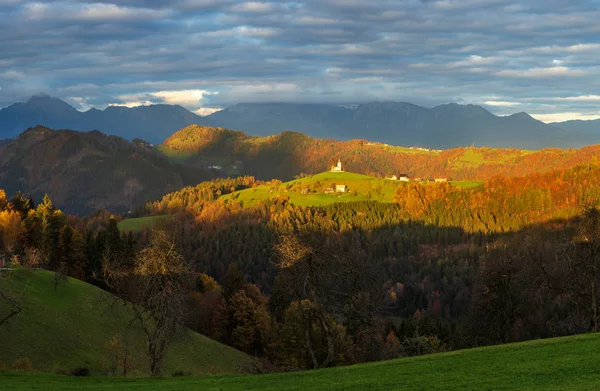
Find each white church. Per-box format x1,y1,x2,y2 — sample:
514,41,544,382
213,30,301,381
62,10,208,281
330,159,343,172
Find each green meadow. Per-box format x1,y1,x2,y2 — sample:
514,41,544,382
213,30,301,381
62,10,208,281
117,215,172,233
3,332,600,390
0,268,251,377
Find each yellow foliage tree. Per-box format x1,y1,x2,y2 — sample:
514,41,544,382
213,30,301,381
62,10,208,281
0,210,23,253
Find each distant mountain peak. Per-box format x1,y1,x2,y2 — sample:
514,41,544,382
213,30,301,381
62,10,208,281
508,112,534,120
24,94,79,114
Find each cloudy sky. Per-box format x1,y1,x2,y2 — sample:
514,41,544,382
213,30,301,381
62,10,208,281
1,0,599,122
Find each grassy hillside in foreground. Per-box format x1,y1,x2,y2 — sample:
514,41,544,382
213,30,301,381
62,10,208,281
3,332,600,390
220,171,481,207
0,268,251,376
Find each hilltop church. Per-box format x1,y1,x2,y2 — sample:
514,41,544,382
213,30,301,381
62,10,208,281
331,159,343,172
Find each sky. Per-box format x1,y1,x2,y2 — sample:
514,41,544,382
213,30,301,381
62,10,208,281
0,0,599,122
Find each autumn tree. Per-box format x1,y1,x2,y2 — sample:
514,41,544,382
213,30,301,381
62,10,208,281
25,194,65,270
225,284,272,355
130,228,192,376
186,273,227,340
271,299,352,370
274,232,382,368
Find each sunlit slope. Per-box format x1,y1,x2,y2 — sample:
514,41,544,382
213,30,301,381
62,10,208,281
221,171,479,207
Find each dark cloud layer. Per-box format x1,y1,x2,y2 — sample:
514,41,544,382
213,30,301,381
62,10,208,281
1,0,599,121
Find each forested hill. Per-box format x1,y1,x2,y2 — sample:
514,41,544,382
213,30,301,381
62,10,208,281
160,125,600,182
115,162,600,369
0,126,211,215
5,124,600,216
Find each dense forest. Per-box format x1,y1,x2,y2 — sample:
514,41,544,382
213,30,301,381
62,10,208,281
3,163,600,373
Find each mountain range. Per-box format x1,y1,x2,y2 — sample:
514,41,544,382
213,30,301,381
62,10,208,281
1,95,598,149
554,118,600,134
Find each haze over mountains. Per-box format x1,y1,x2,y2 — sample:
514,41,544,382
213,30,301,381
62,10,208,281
0,95,598,149
555,118,600,134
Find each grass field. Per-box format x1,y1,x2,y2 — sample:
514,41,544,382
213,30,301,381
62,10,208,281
451,180,484,188
222,172,486,207
221,171,403,207
0,269,251,377
450,148,537,169
117,215,172,232
374,144,440,155
3,332,600,390
154,145,196,163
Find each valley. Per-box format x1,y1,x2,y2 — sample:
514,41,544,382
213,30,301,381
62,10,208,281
3,0,600,388
3,122,600,389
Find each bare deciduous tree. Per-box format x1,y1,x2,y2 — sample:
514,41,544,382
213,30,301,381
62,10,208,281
0,250,38,327
103,228,192,376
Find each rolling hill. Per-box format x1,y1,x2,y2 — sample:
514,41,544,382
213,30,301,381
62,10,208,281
4,124,600,217
160,125,600,183
2,332,600,390
220,171,480,207
2,95,598,148
0,268,251,376
0,126,211,215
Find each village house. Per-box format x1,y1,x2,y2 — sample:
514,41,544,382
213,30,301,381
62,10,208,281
324,187,335,194
336,185,347,193
398,174,410,182
387,175,398,180
434,178,448,183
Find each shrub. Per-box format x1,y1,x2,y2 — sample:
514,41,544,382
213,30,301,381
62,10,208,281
71,367,91,376
171,370,191,377
11,358,33,372
0,361,6,371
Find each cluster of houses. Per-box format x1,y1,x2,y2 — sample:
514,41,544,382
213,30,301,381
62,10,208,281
323,185,347,194
325,159,448,195
408,146,443,153
387,175,448,183
207,161,244,172
386,174,410,182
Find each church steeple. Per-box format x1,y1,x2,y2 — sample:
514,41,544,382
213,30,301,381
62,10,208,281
331,159,343,172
